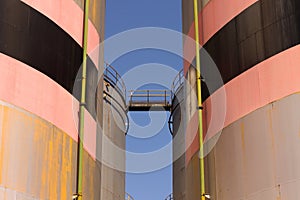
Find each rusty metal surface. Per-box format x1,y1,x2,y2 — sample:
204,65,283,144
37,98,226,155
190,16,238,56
173,64,300,199
0,0,108,199
0,102,101,200
182,93,300,200
209,93,300,199
0,76,126,200
172,86,186,200
73,0,105,36
128,90,171,111
100,79,126,200
180,0,300,199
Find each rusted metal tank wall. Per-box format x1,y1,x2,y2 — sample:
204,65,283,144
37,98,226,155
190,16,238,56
206,93,300,199
101,78,126,200
172,85,186,200
0,0,125,199
177,0,300,199
0,102,101,199
73,0,106,35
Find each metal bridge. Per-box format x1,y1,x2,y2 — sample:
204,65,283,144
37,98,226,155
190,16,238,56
104,63,185,113
128,89,172,111
126,69,184,112
104,63,173,112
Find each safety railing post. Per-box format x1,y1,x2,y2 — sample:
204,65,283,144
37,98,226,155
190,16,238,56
130,91,133,106
147,90,149,105
164,90,167,105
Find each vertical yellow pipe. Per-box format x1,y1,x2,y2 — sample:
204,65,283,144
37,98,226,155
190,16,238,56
77,0,90,199
193,0,206,199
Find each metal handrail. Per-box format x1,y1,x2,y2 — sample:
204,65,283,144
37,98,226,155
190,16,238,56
128,89,171,106
125,193,134,200
129,89,171,93
165,193,173,200
104,62,127,101
171,69,184,99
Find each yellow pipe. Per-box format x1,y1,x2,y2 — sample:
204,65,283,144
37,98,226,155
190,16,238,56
77,0,90,199
193,0,206,199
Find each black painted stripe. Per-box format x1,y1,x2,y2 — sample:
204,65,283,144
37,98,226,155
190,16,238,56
190,0,300,100
0,0,98,117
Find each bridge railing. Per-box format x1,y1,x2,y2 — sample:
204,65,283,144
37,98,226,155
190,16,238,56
128,89,171,107
171,69,184,100
104,62,127,101
165,193,173,200
125,192,134,200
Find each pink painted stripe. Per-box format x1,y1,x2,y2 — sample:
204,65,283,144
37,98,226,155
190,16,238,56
183,0,258,74
186,45,300,164
20,0,100,55
0,53,97,159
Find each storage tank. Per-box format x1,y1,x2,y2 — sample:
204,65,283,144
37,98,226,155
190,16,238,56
174,0,300,199
0,0,126,199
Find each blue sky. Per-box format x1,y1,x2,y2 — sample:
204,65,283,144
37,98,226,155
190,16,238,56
105,1,182,200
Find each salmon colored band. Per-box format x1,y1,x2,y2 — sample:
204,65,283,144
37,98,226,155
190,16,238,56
0,53,97,159
21,0,100,54
186,45,300,164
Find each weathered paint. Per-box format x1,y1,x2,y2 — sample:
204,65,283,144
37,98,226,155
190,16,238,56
20,0,100,54
0,53,97,159
183,0,258,72
0,103,101,199
187,0,258,43
179,1,300,199
0,29,100,198
100,79,126,200
172,86,186,200
0,0,124,199
208,93,300,199
186,44,300,164
176,93,300,199
177,45,300,199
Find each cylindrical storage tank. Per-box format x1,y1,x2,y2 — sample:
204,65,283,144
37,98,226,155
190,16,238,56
101,63,127,200
176,0,300,199
0,0,126,199
171,70,186,200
